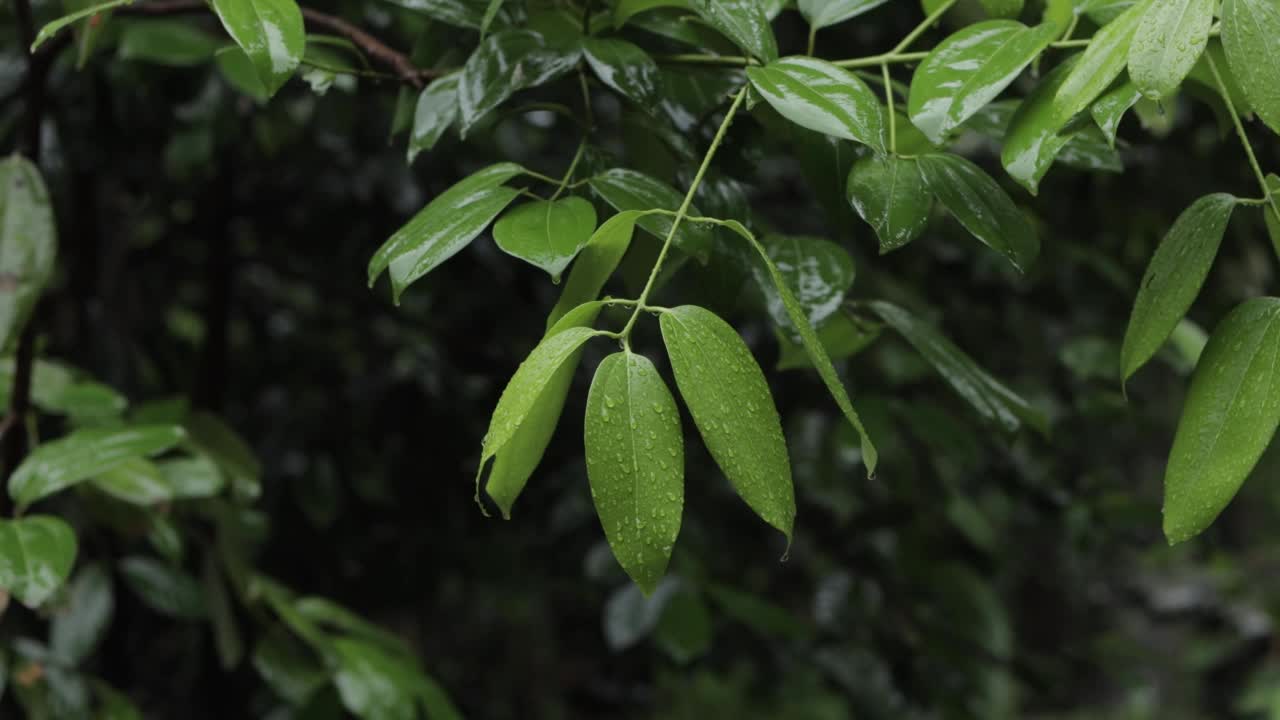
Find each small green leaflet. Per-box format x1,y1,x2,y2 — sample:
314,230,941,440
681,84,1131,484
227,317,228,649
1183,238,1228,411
457,30,581,135
210,0,305,98
1163,298,1280,544
493,198,597,281
30,0,132,51
1120,193,1237,383
368,163,524,302
917,153,1039,272
546,211,643,330
846,154,932,253
1128,0,1213,101
0,155,57,354
117,20,221,66
869,301,1047,435
692,0,778,62
92,457,173,505
1091,81,1141,146
1050,0,1150,126
747,57,886,153
1221,0,1280,134
119,556,206,619
9,425,186,508
0,516,77,608
408,73,460,163
798,0,890,30
583,38,663,110
50,564,113,666
660,305,795,542
751,235,855,333
907,20,1059,146
584,351,684,595
588,169,712,262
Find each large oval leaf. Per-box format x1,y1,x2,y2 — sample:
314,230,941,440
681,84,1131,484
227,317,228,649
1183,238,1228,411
660,306,795,541
0,515,77,608
1221,0,1280,134
408,73,460,163
798,0,890,29
9,425,187,508
210,0,305,98
584,351,684,595
1050,0,1150,126
1128,0,1213,101
692,0,778,62
584,37,662,110
458,30,581,134
1120,193,1237,383
907,20,1058,145
747,57,886,153
0,155,56,353
546,211,641,330
1163,298,1280,544
917,153,1039,272
846,154,932,253
588,169,712,262
493,197,597,281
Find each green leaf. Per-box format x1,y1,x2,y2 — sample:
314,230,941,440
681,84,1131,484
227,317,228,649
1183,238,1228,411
1221,0,1280,134
979,0,1025,17
457,30,581,135
691,0,778,62
846,154,932,253
252,627,328,705
210,0,305,98
1050,0,1150,126
159,455,226,499
660,305,795,541
0,155,57,354
1090,81,1141,146
215,47,270,103
50,564,113,666
203,553,243,669
799,0,890,30
1128,0,1213,101
407,73,460,163
480,0,505,34
747,57,886,153
91,457,173,505
752,235,855,333
1000,58,1084,193
776,310,882,371
869,300,1047,434
584,38,663,110
493,197,598,281
184,411,261,501
383,0,491,29
584,352,684,595
368,163,524,301
30,0,131,51
117,20,220,66
92,681,142,720
654,587,712,663
588,169,712,262
907,20,1058,145
119,556,207,619
1163,298,1280,544
0,516,77,608
330,638,422,720
604,577,680,650
546,211,642,330
9,425,186,508
707,583,810,639
1120,193,1237,383
614,0,690,28
917,153,1039,271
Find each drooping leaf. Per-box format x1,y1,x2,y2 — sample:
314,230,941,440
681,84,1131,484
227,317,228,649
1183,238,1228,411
0,516,77,608
1000,58,1080,193
799,0,891,30
382,0,492,29
907,20,1059,145
917,153,1039,271
660,305,795,541
50,564,114,666
457,29,581,134
119,556,207,619
747,57,886,153
869,301,1047,435
0,155,57,354
493,197,598,281
1090,80,1141,146
210,0,305,98
480,0,505,34
9,425,186,508
776,310,882,371
215,46,270,103
1050,0,1150,126
584,37,663,110
1221,0,1280,133
368,163,524,301
1163,298,1280,544
116,20,221,66
1128,0,1213,101
1120,193,1237,383
408,73,460,163
588,169,713,262
30,0,131,51
691,0,778,62
584,351,684,594
751,235,855,333
91,457,173,506
546,211,642,330
846,154,932,253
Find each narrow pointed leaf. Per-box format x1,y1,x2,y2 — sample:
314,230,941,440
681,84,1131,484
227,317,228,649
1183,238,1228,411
584,351,684,594
50,564,113,665
747,57,886,152
0,516,77,608
588,169,712,262
30,0,131,51
1129,0,1213,101
1121,193,1237,382
917,153,1039,271
480,0,505,34
584,38,663,109
660,306,794,540
750,235,855,332
458,30,580,134
408,73,460,163
493,198,598,281
1000,58,1079,194
9,425,186,508
1163,298,1280,544
691,0,778,62
907,20,1058,145
210,0,305,98
1221,0,1280,133
1091,81,1141,146
1050,0,1150,126
798,0,890,29
1266,175,1280,260
546,211,642,330
846,154,932,253
0,155,57,353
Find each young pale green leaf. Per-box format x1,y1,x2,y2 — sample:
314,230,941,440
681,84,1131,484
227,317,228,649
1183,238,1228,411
1050,0,1150,126
907,20,1059,145
0,516,77,608
917,153,1039,271
1091,81,1141,146
30,0,131,51
0,156,57,354
1128,0,1213,101
493,197,598,281
798,0,890,30
368,164,523,302
1163,298,1280,544
210,0,305,98
50,564,113,666
584,38,663,110
692,0,778,62
91,457,173,506
661,306,794,541
546,211,642,330
119,556,207,619
458,30,580,134
9,425,186,508
846,154,932,253
1120,193,1237,383
584,352,684,595
589,169,712,262
117,20,221,66
870,301,1047,435
747,57,886,153
408,73,459,163
1221,0,1280,133
752,235,855,333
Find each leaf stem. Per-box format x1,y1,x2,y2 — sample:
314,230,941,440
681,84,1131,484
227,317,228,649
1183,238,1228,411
882,63,896,154
890,0,956,55
550,139,587,202
1205,54,1280,224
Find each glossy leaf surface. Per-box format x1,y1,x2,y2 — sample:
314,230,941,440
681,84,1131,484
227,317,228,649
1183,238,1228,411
589,169,712,261
210,0,305,98
92,457,173,506
1128,0,1213,101
457,30,580,134
0,516,77,608
747,57,886,152
692,0,778,61
798,0,890,29
584,37,662,109
1050,0,1149,126
1221,0,1280,133
752,235,855,332
408,73,460,163
917,153,1038,272
0,155,56,354
9,425,186,508
493,197,598,281
846,154,932,253
546,211,641,330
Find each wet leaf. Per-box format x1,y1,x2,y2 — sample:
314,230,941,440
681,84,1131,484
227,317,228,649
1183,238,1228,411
917,153,1038,271
751,235,855,333
457,29,581,134
776,310,882,371
584,37,663,109
747,57,886,153
51,564,113,665
0,156,57,354
92,457,173,506
614,0,690,29
692,0,778,62
9,425,186,508
846,154,932,253
408,73,460,163
546,211,642,330
1128,0,1213,101
117,20,221,66
210,0,305,98
589,169,713,262
493,198,597,281
798,0,890,30
1221,0,1280,133
0,516,77,608
1050,0,1150,126
1091,81,1141,146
